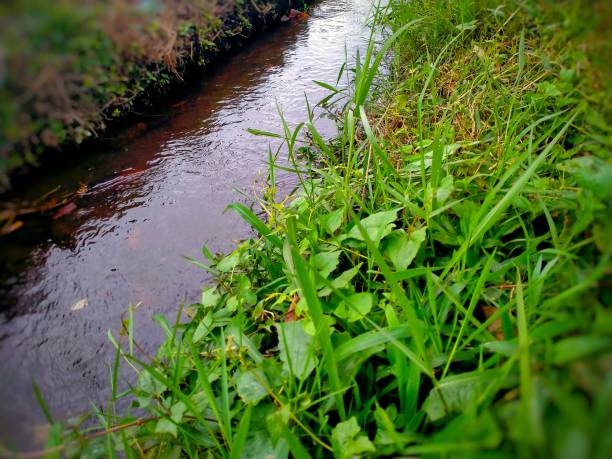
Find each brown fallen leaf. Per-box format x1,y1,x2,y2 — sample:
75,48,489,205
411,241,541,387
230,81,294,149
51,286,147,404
481,305,504,340
284,294,299,322
0,220,23,236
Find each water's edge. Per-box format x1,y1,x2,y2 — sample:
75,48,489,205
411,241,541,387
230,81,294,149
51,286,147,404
0,0,372,450
2,0,313,190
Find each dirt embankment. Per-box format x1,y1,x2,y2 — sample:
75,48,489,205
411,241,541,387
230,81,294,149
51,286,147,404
0,0,311,189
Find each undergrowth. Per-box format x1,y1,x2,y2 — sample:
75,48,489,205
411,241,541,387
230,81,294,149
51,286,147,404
9,0,612,457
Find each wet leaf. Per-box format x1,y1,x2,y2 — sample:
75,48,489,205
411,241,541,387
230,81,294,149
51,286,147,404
52,202,77,220
321,208,344,235
217,252,241,272
436,175,455,204
201,287,220,308
71,298,88,311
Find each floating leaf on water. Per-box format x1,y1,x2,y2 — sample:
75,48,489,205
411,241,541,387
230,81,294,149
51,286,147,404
71,298,88,311
52,202,77,220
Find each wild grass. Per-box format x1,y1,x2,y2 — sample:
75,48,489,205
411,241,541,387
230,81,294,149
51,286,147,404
7,0,611,457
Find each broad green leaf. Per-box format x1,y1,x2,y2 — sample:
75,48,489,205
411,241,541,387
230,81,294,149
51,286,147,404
319,263,362,297
311,250,340,279
557,156,612,200
436,175,454,204
242,429,287,459
423,370,497,421
430,411,502,449
384,227,427,270
201,287,220,308
193,311,213,343
552,336,612,365
217,251,241,272
347,209,398,244
276,321,317,381
155,401,186,437
235,369,268,405
321,208,344,235
335,292,375,322
331,417,375,459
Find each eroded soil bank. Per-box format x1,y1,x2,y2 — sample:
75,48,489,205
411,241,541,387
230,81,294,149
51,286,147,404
0,0,311,187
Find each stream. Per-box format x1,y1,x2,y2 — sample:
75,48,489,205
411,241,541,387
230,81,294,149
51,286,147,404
0,0,372,449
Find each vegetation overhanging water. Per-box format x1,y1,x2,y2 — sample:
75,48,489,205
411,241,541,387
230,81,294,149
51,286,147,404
2,0,612,457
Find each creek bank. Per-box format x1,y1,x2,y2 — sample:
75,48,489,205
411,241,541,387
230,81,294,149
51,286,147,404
0,0,311,190
42,0,611,457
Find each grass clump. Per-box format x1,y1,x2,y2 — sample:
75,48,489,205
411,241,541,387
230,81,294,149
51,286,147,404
19,0,611,457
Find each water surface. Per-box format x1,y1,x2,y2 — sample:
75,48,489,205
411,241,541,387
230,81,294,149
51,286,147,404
0,0,373,449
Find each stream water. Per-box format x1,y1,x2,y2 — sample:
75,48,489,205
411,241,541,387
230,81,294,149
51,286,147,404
0,0,373,449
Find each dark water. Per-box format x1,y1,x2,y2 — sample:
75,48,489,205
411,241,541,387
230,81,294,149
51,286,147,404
0,0,372,450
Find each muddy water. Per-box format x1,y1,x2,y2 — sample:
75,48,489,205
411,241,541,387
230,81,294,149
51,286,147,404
0,0,373,450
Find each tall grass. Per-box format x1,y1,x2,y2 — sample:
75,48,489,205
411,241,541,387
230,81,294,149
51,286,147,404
8,0,611,457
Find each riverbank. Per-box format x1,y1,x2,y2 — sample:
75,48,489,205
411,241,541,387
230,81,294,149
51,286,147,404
15,0,612,457
0,0,310,190
0,0,371,452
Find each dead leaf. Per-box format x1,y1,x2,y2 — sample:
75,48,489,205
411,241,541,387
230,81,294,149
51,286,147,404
285,295,299,322
1,220,23,236
481,305,503,340
71,298,88,311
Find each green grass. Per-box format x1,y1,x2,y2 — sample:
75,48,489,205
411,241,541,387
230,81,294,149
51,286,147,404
10,0,611,457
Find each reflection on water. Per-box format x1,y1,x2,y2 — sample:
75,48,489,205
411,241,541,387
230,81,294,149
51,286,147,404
0,0,373,449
